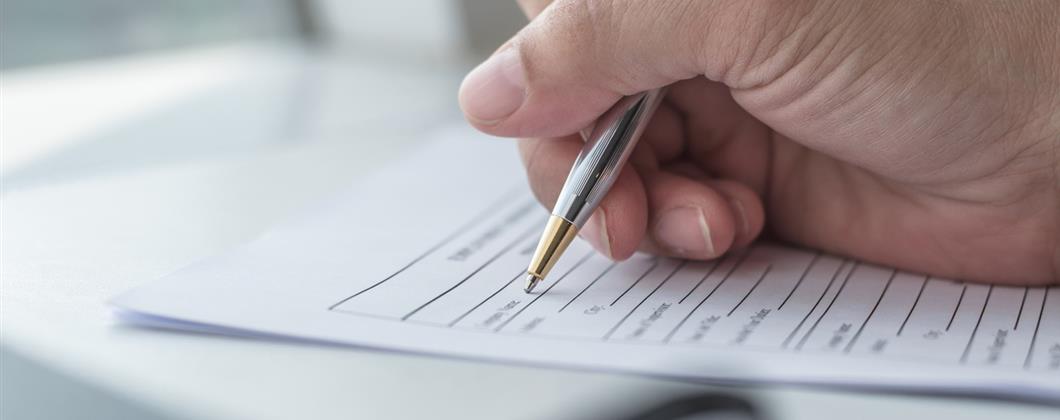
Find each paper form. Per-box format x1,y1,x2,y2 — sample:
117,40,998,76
113,124,1060,402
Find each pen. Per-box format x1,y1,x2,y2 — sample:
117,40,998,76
524,88,666,293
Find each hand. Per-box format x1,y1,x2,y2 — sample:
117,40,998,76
458,0,1060,285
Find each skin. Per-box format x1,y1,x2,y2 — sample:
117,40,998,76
458,0,1060,285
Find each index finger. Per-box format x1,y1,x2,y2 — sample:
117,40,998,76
518,135,649,261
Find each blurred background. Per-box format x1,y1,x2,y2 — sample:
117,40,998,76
1,0,525,189
2,3,537,419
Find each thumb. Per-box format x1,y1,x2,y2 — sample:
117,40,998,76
458,0,783,138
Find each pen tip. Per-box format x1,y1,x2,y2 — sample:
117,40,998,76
523,274,541,294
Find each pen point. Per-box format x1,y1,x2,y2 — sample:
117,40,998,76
523,274,541,294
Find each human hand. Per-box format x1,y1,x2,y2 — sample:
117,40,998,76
458,0,1060,285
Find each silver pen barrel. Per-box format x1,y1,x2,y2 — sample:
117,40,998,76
524,88,665,292
553,88,665,228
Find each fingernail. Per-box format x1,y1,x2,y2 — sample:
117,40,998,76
580,210,613,259
459,47,526,124
654,206,715,258
729,199,749,239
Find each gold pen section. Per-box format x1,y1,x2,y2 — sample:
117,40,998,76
526,215,579,282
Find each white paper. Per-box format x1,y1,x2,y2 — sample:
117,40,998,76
113,124,1060,403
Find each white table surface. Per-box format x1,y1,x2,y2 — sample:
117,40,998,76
2,43,1057,420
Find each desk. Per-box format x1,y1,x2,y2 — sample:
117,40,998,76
1,44,1056,420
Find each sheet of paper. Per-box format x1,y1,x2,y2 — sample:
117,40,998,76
113,124,1060,402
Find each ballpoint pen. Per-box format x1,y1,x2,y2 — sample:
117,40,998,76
524,88,666,293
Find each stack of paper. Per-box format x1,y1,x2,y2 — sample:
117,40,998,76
113,125,1060,403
